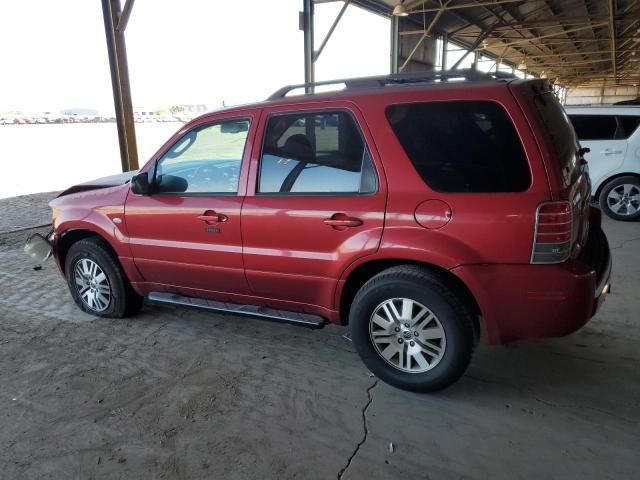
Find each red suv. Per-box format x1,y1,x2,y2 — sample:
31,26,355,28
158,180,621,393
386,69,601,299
28,72,612,392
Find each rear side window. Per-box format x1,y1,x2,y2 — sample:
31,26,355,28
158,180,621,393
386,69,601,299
618,116,640,138
385,101,530,193
569,115,618,140
532,91,580,187
258,111,377,194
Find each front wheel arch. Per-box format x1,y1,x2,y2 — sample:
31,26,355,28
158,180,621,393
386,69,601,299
57,229,117,275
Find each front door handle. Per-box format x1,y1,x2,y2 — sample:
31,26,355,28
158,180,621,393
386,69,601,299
197,210,228,224
324,213,363,228
600,149,623,155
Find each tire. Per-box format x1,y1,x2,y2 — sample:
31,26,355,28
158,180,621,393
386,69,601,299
598,176,640,221
65,237,143,318
349,266,475,393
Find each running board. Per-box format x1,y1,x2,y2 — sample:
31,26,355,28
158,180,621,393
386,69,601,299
147,292,326,329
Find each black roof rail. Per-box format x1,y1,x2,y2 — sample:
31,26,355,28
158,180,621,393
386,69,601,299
268,69,518,100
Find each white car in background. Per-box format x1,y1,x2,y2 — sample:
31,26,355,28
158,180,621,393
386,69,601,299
565,106,640,221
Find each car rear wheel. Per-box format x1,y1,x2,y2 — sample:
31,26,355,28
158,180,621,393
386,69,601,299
349,266,475,392
65,237,143,318
598,176,640,221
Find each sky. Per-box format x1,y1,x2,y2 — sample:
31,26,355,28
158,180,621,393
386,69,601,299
0,0,390,113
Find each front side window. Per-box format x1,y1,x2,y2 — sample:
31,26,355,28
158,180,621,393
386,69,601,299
258,111,377,194
386,101,531,193
155,119,250,194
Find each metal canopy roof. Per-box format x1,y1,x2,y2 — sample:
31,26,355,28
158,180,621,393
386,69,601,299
353,0,640,87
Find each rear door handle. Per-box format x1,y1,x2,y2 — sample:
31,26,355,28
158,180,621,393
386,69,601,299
324,213,363,228
197,210,228,223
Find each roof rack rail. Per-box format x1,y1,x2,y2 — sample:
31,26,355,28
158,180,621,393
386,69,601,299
268,69,518,100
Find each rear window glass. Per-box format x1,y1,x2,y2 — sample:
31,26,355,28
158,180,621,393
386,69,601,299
385,101,530,193
532,91,580,186
569,115,618,140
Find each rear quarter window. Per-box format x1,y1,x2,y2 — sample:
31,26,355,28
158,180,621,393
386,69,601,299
532,92,580,187
618,116,640,138
385,101,531,193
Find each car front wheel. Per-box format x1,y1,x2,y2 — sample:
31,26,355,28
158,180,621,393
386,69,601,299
65,237,143,318
349,266,476,392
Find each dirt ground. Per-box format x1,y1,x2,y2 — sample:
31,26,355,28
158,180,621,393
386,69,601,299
1,193,639,480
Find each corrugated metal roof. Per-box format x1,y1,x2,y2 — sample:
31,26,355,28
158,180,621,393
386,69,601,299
352,0,639,87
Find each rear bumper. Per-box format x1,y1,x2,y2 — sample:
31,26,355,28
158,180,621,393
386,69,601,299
453,208,611,344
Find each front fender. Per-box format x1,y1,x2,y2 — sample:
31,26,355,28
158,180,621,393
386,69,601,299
55,209,131,259
51,184,132,258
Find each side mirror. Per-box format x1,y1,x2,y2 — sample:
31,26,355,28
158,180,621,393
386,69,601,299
156,174,188,193
131,172,151,195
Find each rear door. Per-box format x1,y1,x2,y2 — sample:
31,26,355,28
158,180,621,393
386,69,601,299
125,114,257,294
241,103,386,309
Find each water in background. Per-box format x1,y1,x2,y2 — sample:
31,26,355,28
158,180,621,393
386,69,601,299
0,123,184,199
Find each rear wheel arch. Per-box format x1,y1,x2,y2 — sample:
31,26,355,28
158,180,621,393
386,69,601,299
339,259,481,339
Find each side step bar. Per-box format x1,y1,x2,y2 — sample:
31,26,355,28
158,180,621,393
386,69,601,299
148,292,326,329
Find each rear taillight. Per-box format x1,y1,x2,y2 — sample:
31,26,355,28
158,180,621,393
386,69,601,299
531,201,572,264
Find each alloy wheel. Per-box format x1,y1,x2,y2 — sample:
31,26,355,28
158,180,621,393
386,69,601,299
73,258,112,312
607,183,640,216
369,298,446,373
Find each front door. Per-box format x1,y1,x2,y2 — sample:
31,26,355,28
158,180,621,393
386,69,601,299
125,115,257,295
241,104,386,310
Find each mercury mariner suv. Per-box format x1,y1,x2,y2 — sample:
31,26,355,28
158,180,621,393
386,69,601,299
26,71,612,392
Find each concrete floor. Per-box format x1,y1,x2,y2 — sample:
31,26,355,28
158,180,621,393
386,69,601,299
1,193,638,480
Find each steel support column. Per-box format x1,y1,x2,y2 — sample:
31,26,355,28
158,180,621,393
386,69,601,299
449,27,493,71
390,15,399,73
440,33,448,70
314,0,351,62
608,0,617,83
399,3,448,72
302,0,315,93
101,0,139,172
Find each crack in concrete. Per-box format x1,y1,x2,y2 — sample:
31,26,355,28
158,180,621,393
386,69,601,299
611,236,640,250
337,379,378,480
